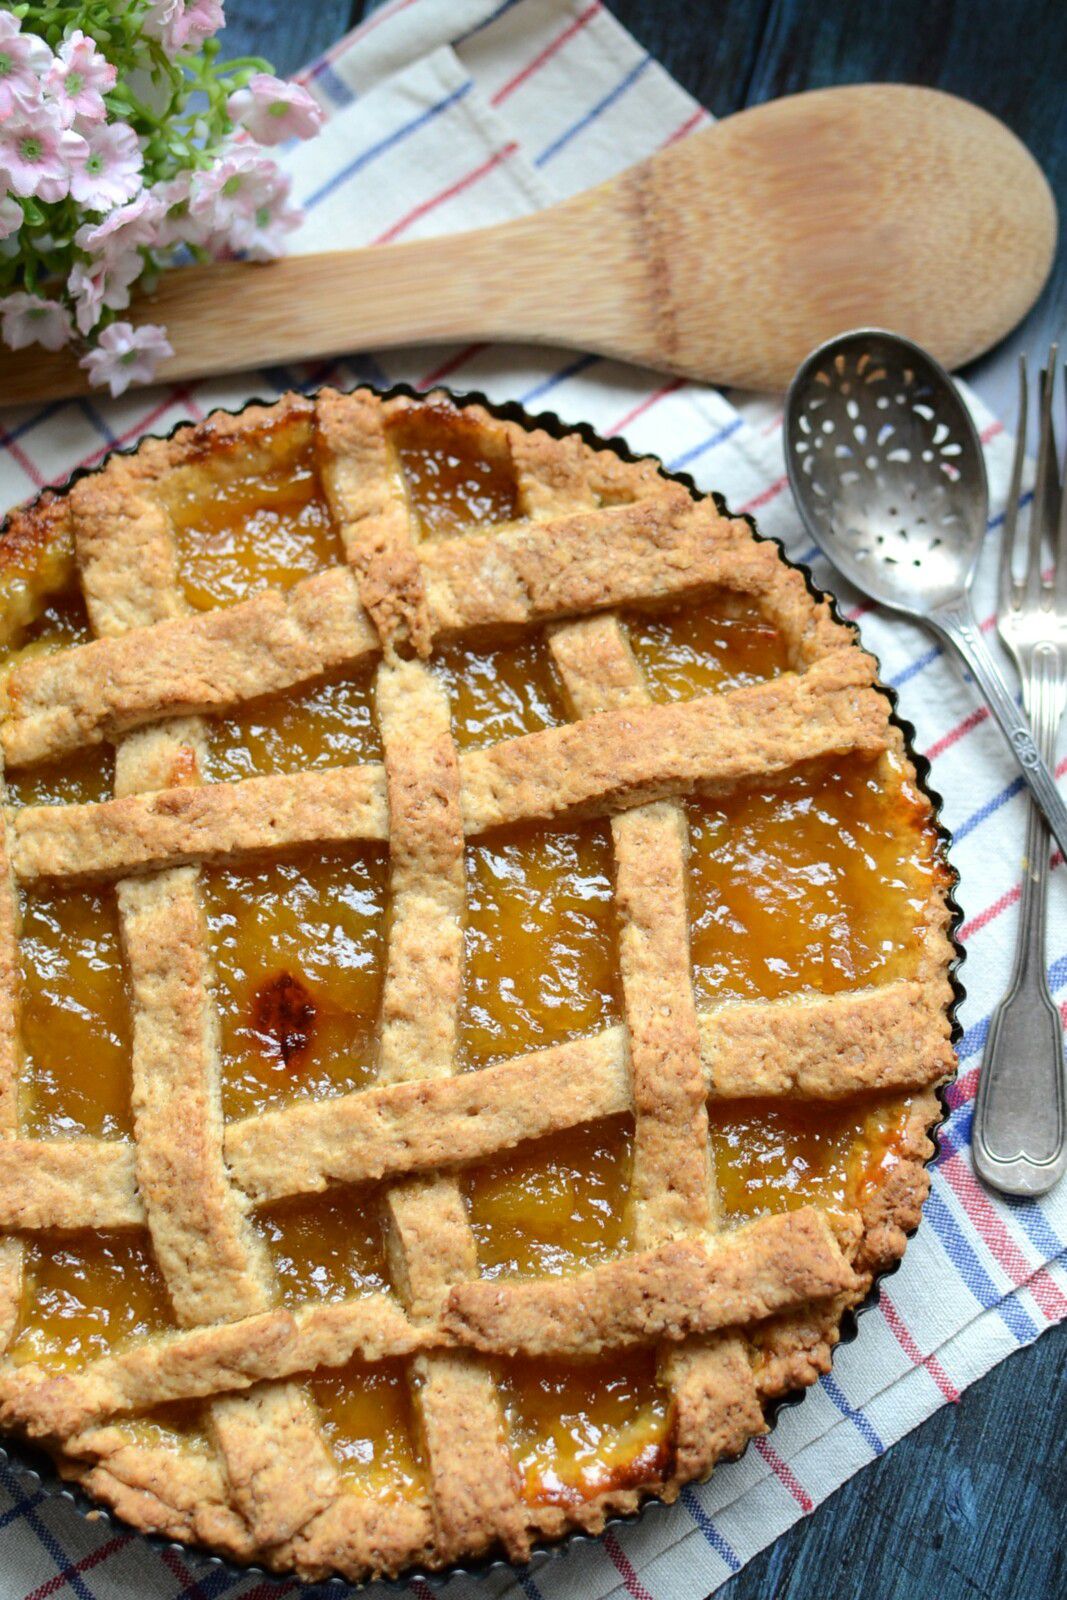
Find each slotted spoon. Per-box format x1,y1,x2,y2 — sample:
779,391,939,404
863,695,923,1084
784,328,1067,864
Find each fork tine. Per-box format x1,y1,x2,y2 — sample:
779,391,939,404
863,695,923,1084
1055,361,1067,606
1040,349,1061,576
1024,347,1058,605
999,355,1028,609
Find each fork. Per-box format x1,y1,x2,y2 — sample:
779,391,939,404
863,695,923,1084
973,351,1067,1197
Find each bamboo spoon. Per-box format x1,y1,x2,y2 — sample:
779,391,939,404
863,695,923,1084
1,83,1056,405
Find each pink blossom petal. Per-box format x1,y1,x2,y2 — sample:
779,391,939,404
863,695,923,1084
0,291,74,353
80,320,173,397
68,119,143,209
227,74,324,145
0,195,22,242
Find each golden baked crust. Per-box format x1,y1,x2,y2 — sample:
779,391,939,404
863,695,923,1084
0,388,956,1580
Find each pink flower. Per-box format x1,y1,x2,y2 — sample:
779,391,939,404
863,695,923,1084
69,247,143,336
0,104,86,203
191,148,301,260
0,290,73,352
43,30,116,128
75,191,163,256
68,119,142,209
227,74,323,145
80,320,173,397
148,172,204,249
0,195,22,242
143,0,224,54
0,14,51,119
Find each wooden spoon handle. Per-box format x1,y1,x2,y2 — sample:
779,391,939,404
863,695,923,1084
0,198,644,406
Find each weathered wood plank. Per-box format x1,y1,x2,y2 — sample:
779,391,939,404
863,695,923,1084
220,0,357,78
614,0,1066,415
718,1325,1067,1600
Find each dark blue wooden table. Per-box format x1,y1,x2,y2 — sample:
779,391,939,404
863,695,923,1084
221,4,1067,1597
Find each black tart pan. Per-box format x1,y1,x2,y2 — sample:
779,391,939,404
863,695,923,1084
0,382,965,1592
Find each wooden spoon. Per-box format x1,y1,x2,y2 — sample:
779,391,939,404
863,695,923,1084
1,83,1056,405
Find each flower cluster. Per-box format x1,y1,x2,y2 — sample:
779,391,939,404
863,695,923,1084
0,3,323,395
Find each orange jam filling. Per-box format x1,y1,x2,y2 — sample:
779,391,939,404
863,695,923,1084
259,1192,421,1490
209,664,381,783
7,744,114,810
502,1352,670,1508
170,449,340,611
688,753,939,1007
390,404,520,537
207,848,387,1121
433,632,565,750
465,1117,633,1278
310,1359,425,1494
463,821,619,1067
2,581,90,663
11,1233,173,1368
709,1096,914,1222
627,593,790,699
19,883,131,1138
258,1187,389,1305
118,1400,210,1454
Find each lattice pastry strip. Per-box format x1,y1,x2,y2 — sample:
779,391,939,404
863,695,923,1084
512,421,773,1477
6,653,884,895
0,978,952,1236
549,614,765,1479
318,393,526,1563
371,655,527,1561
511,427,764,1488
0,483,800,770
0,766,21,1354
68,448,341,1549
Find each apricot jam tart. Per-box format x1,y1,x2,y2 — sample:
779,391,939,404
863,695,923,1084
0,390,955,1582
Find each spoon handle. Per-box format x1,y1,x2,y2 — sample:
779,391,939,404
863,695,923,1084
931,596,1067,862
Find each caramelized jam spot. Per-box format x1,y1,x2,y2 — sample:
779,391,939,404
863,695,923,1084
627,593,790,700
432,632,565,750
12,1233,172,1368
709,1096,913,1222
207,848,387,1121
171,451,340,611
502,1351,670,1507
209,665,380,783
258,1187,389,1306
688,753,940,1006
463,821,619,1068
390,405,519,537
310,1359,425,1493
252,971,316,1068
466,1117,633,1278
19,884,131,1138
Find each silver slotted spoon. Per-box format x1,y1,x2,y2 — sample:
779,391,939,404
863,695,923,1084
784,328,1067,864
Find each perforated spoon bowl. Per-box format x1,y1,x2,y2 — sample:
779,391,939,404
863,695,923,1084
784,328,1067,862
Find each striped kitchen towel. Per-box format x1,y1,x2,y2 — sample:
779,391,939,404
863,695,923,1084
0,2,1063,1598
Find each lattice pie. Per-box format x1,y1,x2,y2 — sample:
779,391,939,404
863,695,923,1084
0,390,956,1580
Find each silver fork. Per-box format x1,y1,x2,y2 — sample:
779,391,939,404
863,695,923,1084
974,350,1067,1197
